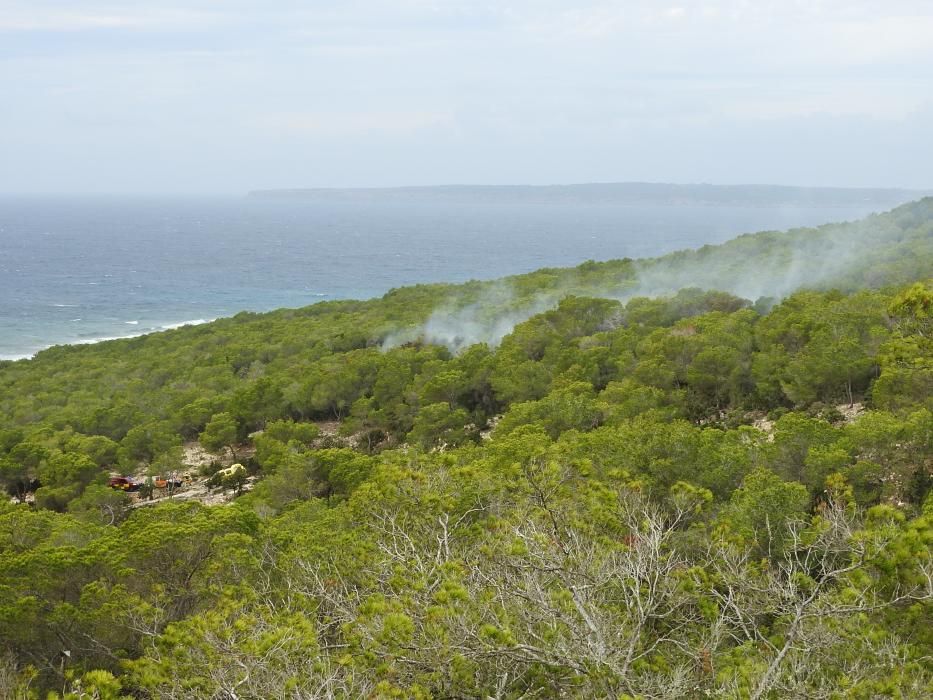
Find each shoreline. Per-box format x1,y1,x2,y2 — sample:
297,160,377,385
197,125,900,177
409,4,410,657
0,317,215,362
3,195,927,365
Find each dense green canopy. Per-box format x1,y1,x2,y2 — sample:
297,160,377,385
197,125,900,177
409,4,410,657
1,199,932,698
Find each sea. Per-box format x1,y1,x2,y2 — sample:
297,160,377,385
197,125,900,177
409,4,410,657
0,191,918,360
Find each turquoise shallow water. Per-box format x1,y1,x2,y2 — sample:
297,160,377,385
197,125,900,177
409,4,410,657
0,193,904,359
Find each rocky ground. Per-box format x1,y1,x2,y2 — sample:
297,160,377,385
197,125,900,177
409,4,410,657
751,402,864,440
123,441,256,509
14,407,871,510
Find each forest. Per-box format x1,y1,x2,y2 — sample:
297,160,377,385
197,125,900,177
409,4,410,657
0,198,932,698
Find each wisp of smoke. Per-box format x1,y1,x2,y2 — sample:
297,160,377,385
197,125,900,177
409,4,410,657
382,208,920,354
381,283,562,353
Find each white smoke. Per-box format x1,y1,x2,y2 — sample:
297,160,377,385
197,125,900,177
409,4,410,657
382,283,563,353
381,205,929,354
625,214,881,302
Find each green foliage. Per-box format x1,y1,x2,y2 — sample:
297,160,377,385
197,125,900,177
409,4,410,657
1,201,932,696
719,467,810,552
199,412,237,456
67,485,131,525
262,418,320,445
407,402,472,449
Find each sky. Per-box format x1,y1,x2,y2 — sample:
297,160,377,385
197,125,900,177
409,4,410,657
1,1,932,194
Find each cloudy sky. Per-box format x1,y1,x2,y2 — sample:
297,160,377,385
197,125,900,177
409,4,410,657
2,1,932,193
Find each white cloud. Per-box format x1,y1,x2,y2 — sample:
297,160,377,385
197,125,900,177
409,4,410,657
1,0,932,192
0,13,143,31
0,5,227,32
255,110,453,136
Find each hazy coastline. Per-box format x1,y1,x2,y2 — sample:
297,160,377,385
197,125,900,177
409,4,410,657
3,188,927,362
0,318,215,362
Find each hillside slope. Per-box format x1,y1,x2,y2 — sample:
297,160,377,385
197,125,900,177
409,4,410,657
0,199,931,697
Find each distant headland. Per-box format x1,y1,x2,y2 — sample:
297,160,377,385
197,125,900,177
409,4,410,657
247,182,931,207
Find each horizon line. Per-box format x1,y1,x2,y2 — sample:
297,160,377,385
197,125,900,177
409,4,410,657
2,180,933,198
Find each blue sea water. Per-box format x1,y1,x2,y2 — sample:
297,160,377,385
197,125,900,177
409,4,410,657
0,194,906,360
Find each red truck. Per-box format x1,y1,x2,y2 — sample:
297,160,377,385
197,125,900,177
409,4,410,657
107,476,140,492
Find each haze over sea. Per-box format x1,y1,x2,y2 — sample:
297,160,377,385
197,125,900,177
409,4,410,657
0,185,924,360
